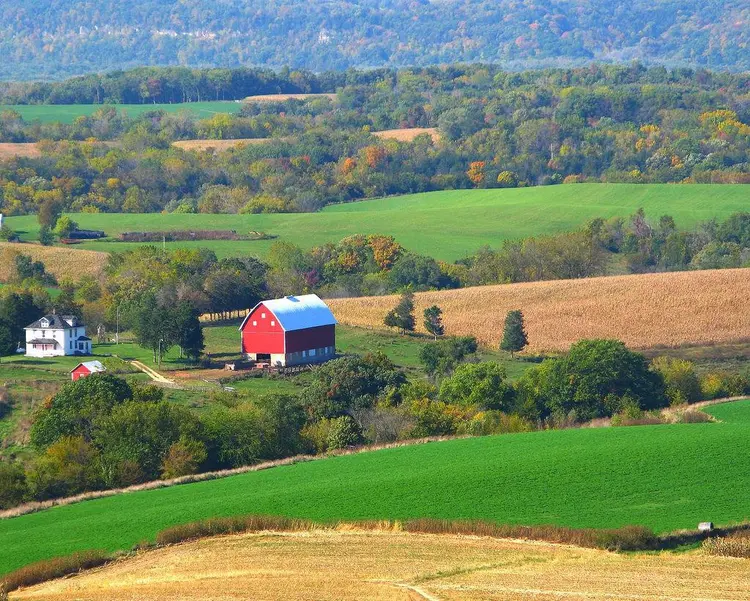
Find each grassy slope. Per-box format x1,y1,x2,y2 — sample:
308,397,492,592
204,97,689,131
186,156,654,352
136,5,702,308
0,102,243,124
1,400,749,575
6,184,749,261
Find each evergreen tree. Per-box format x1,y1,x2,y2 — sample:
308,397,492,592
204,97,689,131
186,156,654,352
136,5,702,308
384,290,415,334
500,309,527,357
175,302,205,362
423,305,444,339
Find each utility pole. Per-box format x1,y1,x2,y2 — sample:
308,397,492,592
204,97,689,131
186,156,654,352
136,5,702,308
116,303,121,344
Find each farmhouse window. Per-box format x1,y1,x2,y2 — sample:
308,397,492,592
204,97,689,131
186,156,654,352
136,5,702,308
310,349,316,357
302,350,307,357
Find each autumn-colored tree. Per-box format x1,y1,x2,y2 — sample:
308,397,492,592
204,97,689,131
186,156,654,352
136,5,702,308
466,161,486,186
367,235,403,270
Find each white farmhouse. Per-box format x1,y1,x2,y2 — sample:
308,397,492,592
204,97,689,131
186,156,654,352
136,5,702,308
24,314,92,358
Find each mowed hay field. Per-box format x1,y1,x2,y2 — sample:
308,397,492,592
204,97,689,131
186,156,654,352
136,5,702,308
372,127,441,142
172,138,281,152
13,530,750,601
6,184,750,262
3,401,750,576
0,143,41,159
0,243,108,282
329,268,750,351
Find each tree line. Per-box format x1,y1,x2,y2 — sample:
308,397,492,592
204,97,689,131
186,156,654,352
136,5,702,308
1,64,749,219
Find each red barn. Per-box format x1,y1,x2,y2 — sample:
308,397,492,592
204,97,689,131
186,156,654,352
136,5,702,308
239,294,337,367
70,360,106,381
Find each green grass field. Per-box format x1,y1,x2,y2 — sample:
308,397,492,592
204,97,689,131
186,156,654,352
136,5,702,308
0,102,243,124
1,400,749,575
6,184,749,261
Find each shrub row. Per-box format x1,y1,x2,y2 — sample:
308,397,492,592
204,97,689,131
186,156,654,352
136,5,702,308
155,514,658,552
1,550,110,593
702,530,750,558
118,230,245,242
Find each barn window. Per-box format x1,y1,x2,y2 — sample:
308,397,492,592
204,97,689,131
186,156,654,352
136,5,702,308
253,321,257,326
271,320,275,326
261,313,266,318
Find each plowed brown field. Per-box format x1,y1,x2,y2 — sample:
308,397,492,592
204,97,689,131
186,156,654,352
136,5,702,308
13,530,750,601
328,268,750,351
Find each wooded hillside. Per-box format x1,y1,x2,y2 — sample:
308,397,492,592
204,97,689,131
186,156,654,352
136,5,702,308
1,0,748,79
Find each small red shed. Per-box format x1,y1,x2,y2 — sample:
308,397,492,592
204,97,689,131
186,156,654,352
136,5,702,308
70,360,106,381
239,294,337,367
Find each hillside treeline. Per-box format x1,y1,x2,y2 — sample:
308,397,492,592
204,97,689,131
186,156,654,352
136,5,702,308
2,339,748,510
0,0,748,79
1,65,749,217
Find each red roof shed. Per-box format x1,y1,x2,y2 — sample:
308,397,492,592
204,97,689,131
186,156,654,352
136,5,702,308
70,360,106,381
239,294,336,367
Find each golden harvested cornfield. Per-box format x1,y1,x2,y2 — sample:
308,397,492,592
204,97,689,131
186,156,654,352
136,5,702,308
328,268,750,351
13,530,750,601
243,93,337,102
0,243,108,283
172,138,285,152
0,143,41,160
372,127,441,142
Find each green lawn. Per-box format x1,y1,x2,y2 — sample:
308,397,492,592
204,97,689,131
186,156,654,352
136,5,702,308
6,184,749,261
1,400,749,575
0,102,243,124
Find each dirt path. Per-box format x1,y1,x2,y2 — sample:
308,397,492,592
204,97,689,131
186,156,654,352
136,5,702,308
130,361,175,384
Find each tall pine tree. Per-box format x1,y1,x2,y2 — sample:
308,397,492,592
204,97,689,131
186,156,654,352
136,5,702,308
423,305,444,339
384,290,415,334
500,309,527,357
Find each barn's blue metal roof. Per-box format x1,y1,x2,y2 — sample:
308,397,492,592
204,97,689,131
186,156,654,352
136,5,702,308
239,294,337,332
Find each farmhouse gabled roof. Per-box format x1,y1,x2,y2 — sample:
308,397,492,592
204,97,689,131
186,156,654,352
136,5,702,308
25,315,83,330
239,294,337,332
71,360,105,374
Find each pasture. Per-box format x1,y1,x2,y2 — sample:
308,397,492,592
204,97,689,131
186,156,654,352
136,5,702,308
5,184,749,262
13,530,750,601
329,268,750,351
2,400,750,575
0,102,243,124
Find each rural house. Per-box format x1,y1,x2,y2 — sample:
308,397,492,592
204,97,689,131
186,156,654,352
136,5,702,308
239,294,337,367
70,360,106,381
24,314,92,358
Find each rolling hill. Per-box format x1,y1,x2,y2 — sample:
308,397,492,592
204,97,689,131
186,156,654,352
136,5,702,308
328,268,750,351
5,184,749,262
1,400,749,576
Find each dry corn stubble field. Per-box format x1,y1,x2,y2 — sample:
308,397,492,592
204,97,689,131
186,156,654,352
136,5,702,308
13,530,750,601
0,243,108,282
328,268,750,351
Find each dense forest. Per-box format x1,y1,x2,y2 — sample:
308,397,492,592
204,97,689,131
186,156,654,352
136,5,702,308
1,0,748,80
0,65,749,219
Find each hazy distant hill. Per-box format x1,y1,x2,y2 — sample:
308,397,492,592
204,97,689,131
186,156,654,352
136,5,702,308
2,0,748,79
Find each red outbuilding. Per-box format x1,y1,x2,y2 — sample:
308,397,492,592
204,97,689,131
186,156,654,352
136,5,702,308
70,360,106,381
239,294,337,367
